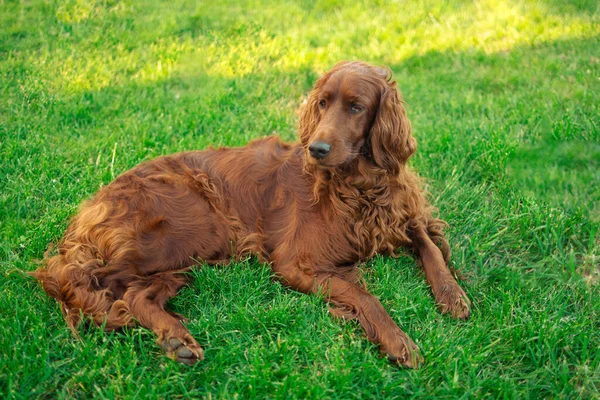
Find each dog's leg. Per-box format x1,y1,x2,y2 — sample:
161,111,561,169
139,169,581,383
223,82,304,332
412,227,471,319
123,272,203,365
273,264,422,368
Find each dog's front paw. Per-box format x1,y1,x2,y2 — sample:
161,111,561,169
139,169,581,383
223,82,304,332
435,284,471,320
160,334,204,365
381,329,423,369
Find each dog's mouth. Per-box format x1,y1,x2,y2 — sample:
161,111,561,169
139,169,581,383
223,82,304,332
305,150,357,169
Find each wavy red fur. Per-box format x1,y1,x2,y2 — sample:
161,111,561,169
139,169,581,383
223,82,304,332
32,61,470,367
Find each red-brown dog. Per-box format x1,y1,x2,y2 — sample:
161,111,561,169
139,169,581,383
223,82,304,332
33,61,470,368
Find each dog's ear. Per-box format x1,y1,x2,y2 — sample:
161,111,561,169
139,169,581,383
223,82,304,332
298,81,323,147
367,82,416,174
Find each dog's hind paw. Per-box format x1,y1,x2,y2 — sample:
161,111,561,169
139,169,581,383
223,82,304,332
160,334,204,365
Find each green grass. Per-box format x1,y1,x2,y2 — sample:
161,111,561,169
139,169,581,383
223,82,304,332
1,0,599,398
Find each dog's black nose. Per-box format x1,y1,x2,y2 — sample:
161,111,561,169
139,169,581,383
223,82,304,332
308,141,331,160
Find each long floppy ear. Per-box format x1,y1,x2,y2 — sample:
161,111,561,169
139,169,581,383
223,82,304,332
298,82,323,147
368,81,416,174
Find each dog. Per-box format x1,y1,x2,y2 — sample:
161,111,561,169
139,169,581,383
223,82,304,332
32,61,470,368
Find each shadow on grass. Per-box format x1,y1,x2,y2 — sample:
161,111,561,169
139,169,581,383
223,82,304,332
386,35,599,219
538,0,600,15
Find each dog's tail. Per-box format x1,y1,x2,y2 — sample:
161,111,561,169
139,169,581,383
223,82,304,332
29,202,134,333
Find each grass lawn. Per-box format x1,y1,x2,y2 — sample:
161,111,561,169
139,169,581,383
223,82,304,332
1,0,600,398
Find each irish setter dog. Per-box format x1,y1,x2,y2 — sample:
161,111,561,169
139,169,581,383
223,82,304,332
32,61,470,368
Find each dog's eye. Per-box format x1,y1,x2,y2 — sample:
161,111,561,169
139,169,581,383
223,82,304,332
350,104,363,114
319,99,326,109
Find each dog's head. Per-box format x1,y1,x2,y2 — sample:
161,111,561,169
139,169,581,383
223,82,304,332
299,61,416,175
